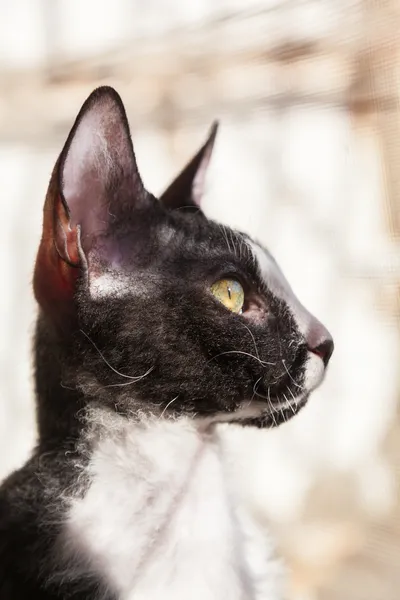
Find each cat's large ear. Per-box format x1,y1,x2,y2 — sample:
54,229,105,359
34,86,150,321
159,121,218,211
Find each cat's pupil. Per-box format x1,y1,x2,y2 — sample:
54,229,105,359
228,286,232,299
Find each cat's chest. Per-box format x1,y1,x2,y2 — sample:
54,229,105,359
65,420,282,600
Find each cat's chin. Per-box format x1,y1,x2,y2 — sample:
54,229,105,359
198,394,309,429
238,395,309,428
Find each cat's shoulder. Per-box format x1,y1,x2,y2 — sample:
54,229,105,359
0,450,103,600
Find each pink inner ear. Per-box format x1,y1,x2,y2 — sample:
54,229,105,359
59,87,147,256
61,98,123,241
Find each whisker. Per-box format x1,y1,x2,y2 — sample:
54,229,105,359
160,396,179,418
286,385,300,406
222,225,230,252
247,376,263,408
80,329,153,381
207,350,275,367
104,367,155,388
219,224,232,253
253,381,293,420
281,359,305,391
282,392,295,415
252,384,269,400
252,381,279,426
229,229,237,257
267,387,278,427
240,322,262,362
60,381,76,391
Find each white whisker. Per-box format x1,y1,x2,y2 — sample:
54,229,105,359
219,224,232,253
80,329,153,382
281,359,305,391
267,387,278,427
229,230,237,257
160,396,179,418
286,385,299,407
104,367,155,388
251,380,278,426
208,350,275,367
282,392,295,415
240,322,262,362
248,376,263,408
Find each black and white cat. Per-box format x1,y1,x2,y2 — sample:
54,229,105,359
0,87,333,600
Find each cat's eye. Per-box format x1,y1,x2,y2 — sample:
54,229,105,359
211,279,244,314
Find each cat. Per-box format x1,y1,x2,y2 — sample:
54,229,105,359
0,86,333,600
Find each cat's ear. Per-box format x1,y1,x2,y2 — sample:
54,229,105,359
159,121,218,211
34,86,150,320
58,86,149,258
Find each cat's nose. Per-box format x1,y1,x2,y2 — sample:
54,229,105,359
306,321,334,367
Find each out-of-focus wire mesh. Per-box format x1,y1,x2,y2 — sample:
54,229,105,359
0,1,399,598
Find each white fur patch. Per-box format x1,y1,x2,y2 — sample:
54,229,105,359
250,242,313,337
88,269,157,300
63,108,113,204
89,272,132,299
65,414,283,600
250,241,326,394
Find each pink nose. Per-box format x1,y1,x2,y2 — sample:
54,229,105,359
306,321,334,366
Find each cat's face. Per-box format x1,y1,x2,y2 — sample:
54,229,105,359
34,87,333,428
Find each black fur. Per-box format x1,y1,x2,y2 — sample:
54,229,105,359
0,86,321,599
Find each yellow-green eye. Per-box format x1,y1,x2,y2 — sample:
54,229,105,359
211,279,244,314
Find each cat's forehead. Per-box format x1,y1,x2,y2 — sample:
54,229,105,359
87,216,242,299
87,216,280,300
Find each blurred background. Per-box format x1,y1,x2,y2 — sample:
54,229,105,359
0,1,399,598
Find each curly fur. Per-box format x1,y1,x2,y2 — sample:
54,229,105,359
0,87,333,599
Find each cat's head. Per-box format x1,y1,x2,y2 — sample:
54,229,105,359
34,86,333,429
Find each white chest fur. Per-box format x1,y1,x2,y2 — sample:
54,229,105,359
65,417,283,600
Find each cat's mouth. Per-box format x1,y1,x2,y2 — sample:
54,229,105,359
238,393,309,428
201,391,309,429
202,348,328,429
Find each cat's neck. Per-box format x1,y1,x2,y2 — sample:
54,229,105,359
34,314,87,446
65,409,283,600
